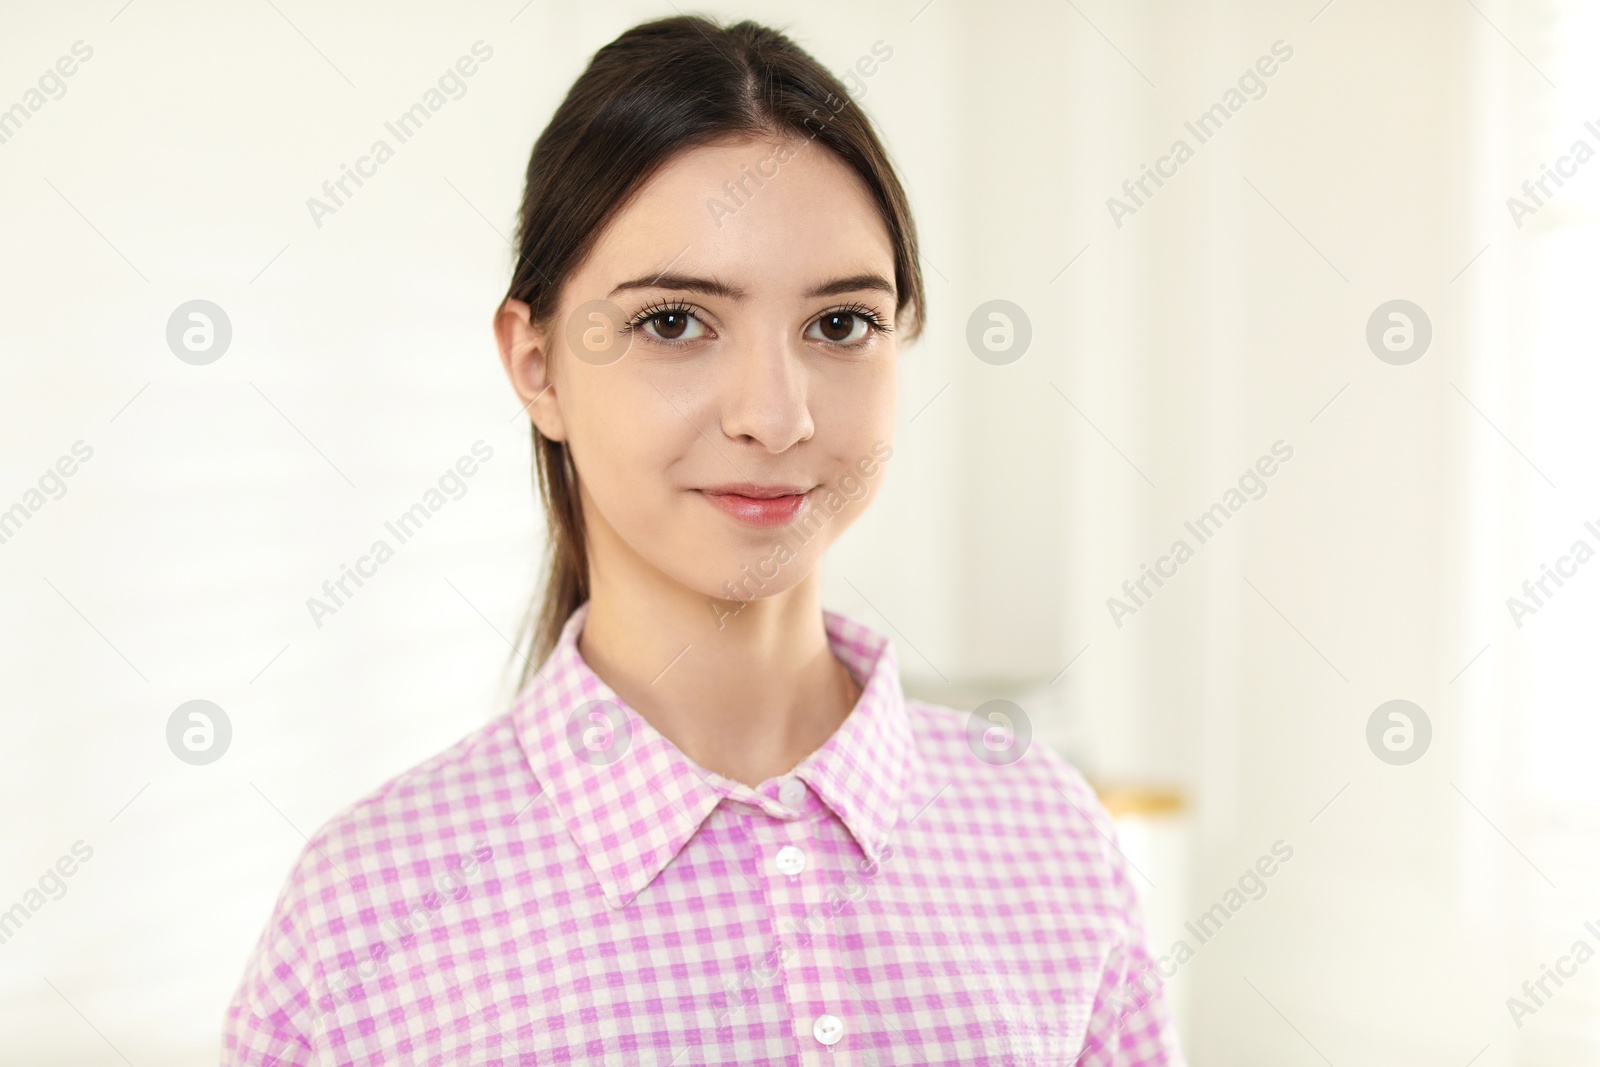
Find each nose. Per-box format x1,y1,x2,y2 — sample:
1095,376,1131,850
717,330,814,453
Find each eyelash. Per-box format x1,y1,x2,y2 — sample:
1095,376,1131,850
620,300,696,340
827,302,894,336
620,300,893,347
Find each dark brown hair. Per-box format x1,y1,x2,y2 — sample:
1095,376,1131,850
503,14,924,690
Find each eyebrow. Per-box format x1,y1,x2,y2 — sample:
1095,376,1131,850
608,271,896,301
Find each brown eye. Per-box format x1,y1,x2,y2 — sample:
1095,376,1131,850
810,310,875,344
652,311,689,339
818,312,855,342
636,308,706,343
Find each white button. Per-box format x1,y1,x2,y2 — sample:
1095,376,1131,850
778,777,807,807
812,1013,844,1045
774,844,807,876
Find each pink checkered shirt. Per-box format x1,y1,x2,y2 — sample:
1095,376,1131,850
225,602,1183,1065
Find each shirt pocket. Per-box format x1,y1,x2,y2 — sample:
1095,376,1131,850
971,957,1097,1064
842,920,1101,1065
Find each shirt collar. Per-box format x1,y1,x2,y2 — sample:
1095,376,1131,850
511,600,915,909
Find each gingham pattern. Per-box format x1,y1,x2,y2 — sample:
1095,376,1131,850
224,602,1184,1066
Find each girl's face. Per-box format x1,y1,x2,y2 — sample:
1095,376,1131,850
497,136,901,610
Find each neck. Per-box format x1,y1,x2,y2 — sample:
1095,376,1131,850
576,533,861,789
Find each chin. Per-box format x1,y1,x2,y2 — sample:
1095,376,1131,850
681,535,817,607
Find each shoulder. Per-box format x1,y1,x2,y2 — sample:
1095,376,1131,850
228,713,534,1034
904,698,1110,815
900,698,1133,899
279,712,531,917
898,702,1184,1065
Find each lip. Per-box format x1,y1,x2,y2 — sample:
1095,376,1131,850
698,484,810,527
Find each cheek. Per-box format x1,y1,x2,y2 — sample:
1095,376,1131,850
563,371,687,521
816,357,897,454
796,362,896,543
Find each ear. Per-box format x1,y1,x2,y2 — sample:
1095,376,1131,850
494,298,567,441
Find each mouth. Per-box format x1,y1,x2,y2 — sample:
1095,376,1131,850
697,483,811,528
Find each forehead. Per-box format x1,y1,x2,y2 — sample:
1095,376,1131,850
577,136,895,295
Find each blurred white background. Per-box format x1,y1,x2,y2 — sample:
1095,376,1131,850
3,0,1598,1063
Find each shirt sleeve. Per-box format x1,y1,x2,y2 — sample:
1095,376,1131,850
223,1002,319,1067
1075,892,1186,1066
1050,761,1186,1067
222,852,326,1066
